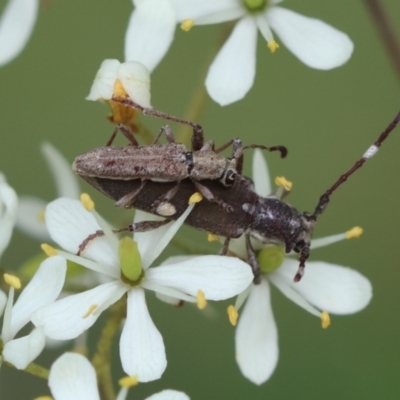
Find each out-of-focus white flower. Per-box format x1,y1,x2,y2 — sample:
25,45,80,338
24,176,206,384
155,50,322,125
229,150,372,385
0,173,18,258
48,352,190,400
124,0,177,72
0,0,39,66
0,256,66,369
32,196,252,382
173,0,354,105
86,59,151,109
16,143,80,240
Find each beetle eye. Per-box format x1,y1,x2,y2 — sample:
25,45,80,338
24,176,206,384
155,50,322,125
225,170,236,184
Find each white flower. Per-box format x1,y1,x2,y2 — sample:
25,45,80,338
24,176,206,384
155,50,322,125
49,352,190,400
231,150,372,385
173,0,354,105
124,0,177,72
0,256,66,369
32,197,253,382
0,0,39,66
0,173,18,258
86,59,152,108
16,142,80,240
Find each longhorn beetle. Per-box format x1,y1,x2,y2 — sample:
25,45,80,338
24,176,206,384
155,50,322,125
77,109,400,283
74,98,286,211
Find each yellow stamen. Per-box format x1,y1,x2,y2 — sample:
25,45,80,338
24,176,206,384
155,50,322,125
181,19,194,32
113,79,128,98
345,226,363,239
267,40,280,53
33,397,53,400
4,273,21,289
80,193,95,211
207,233,219,242
321,311,331,329
37,209,45,223
275,176,292,191
82,304,98,318
41,243,58,257
119,375,139,388
227,305,239,326
196,289,207,309
189,192,203,204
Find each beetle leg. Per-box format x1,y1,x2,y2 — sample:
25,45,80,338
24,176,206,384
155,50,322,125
219,237,230,256
245,233,261,284
115,180,147,208
151,125,176,144
151,181,181,212
192,181,234,212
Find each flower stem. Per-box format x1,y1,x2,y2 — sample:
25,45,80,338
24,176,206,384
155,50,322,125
91,297,127,400
363,0,400,82
17,361,49,379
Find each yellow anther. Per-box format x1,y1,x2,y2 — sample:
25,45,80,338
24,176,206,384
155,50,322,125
80,193,95,211
345,226,363,239
118,375,139,388
41,243,58,257
181,19,194,32
196,289,207,310
321,311,331,329
82,304,98,318
33,397,53,400
227,305,239,326
4,273,21,289
113,79,128,98
267,40,280,53
189,192,203,204
207,233,219,242
275,176,292,191
37,209,45,223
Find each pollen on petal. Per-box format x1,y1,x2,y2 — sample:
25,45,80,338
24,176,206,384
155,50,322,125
113,79,128,97
345,226,363,239
181,19,194,32
321,310,331,329
37,209,45,223
275,176,292,191
118,375,139,388
33,397,53,400
4,273,21,289
227,305,239,326
82,304,98,318
189,192,203,204
80,193,95,211
267,40,280,53
196,290,207,310
41,243,58,257
207,233,219,242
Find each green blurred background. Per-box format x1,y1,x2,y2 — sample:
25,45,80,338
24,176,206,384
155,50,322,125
1,0,400,399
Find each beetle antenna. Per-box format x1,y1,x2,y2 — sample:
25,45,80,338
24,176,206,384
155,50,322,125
311,109,400,220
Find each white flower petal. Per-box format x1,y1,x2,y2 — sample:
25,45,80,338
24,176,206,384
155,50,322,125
120,288,166,382
145,389,190,400
274,259,372,314
205,17,257,106
118,61,152,108
0,0,39,66
0,173,18,257
0,289,7,317
173,0,241,21
49,353,100,400
267,7,354,70
146,255,253,300
3,327,45,369
41,142,80,199
235,279,278,385
16,196,49,240
252,149,272,197
86,59,120,100
32,281,127,340
10,256,66,339
46,198,119,271
124,0,176,71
